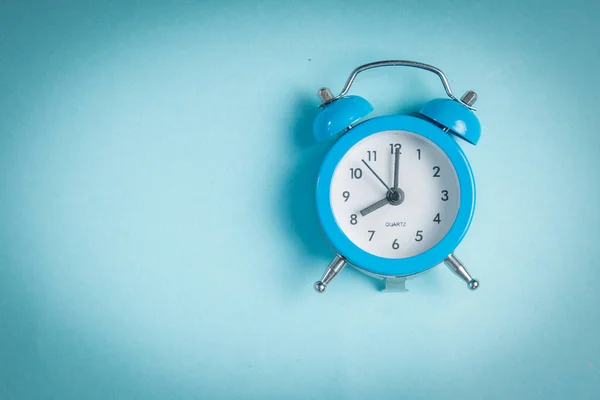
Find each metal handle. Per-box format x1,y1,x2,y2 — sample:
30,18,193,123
322,60,475,110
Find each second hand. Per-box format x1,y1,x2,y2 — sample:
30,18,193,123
361,159,391,192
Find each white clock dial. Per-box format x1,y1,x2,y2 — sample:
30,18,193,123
330,130,460,259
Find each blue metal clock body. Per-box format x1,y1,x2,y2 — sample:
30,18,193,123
311,60,482,293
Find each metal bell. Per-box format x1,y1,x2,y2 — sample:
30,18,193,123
419,92,481,145
313,89,373,142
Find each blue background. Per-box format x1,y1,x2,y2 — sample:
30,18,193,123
1,1,599,399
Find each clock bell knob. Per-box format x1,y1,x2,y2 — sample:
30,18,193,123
312,89,373,142
318,87,335,104
419,91,481,145
460,90,477,107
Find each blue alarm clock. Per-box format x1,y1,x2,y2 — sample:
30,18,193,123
312,60,481,293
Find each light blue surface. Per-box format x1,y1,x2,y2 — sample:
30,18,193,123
313,95,374,141
315,115,476,277
1,1,600,399
420,98,482,145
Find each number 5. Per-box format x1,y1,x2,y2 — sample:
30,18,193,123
415,231,423,242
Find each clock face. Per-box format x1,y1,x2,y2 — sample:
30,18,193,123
329,130,460,259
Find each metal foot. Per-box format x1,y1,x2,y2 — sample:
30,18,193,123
383,277,408,292
444,253,479,290
314,255,347,293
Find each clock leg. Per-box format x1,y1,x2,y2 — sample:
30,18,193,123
444,253,479,290
314,255,347,293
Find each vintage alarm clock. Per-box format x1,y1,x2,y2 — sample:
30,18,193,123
312,60,481,293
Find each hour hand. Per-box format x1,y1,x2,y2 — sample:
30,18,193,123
360,197,390,216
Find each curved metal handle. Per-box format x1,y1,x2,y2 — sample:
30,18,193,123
324,60,475,110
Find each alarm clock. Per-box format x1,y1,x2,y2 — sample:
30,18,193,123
312,60,481,293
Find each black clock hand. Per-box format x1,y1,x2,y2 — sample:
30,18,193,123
361,159,391,192
361,149,406,216
393,147,400,191
360,197,390,216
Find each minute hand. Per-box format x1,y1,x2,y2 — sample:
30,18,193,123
393,148,400,191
